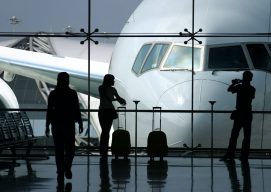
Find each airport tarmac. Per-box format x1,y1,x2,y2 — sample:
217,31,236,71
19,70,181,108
0,155,271,192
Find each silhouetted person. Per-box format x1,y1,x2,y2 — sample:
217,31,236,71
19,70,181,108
241,160,251,192
224,160,241,192
46,72,83,184
99,158,111,192
57,182,72,192
224,160,251,192
98,74,126,159
221,71,255,161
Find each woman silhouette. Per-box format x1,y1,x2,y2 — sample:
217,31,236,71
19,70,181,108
98,74,126,159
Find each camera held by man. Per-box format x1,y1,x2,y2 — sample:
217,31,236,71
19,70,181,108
232,79,242,85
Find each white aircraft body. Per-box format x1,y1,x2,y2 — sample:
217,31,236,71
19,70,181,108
0,0,271,149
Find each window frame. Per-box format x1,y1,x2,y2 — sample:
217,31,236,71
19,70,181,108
205,43,252,71
131,43,153,75
131,42,171,76
160,43,203,71
245,43,271,72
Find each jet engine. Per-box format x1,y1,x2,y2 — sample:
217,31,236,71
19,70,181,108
0,78,19,109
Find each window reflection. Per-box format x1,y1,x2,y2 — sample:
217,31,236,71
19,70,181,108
247,44,271,71
141,43,169,73
208,45,248,69
163,45,201,70
132,44,152,75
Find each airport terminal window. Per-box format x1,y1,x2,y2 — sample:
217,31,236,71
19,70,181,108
141,43,169,73
132,44,152,74
208,46,248,69
163,45,201,70
247,44,271,71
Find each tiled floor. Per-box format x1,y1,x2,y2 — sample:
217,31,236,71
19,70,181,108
0,155,271,191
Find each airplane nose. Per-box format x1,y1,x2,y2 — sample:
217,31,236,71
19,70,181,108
156,79,233,148
155,81,194,147
157,81,193,110
157,79,231,110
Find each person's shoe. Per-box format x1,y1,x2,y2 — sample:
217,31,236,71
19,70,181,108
65,169,72,179
56,183,64,192
65,182,72,192
57,173,64,184
220,155,234,161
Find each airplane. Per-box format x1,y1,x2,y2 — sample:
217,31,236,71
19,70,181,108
0,0,271,149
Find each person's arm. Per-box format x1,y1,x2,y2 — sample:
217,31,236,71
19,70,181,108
228,79,240,93
74,91,83,134
113,88,126,105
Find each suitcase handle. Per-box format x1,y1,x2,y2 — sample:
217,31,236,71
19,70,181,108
117,106,126,130
153,107,162,110
152,106,161,131
117,107,126,110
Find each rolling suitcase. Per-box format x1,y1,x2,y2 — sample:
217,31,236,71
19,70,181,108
111,107,131,160
147,107,168,161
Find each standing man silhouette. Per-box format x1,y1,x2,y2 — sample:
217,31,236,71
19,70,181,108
46,72,83,184
221,71,255,161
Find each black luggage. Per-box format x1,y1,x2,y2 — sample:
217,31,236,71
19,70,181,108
111,107,131,160
147,107,168,161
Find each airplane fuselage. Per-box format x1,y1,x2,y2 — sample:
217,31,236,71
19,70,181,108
109,0,271,148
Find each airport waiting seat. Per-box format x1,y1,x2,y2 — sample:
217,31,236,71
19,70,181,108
0,112,37,156
0,113,14,145
19,112,35,139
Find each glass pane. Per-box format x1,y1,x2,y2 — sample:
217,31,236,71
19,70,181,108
141,43,169,73
247,44,271,71
132,44,152,74
208,46,248,69
163,46,201,70
0,1,87,33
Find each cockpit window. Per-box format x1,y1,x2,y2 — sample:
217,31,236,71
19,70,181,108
141,43,169,73
208,45,248,69
163,45,201,70
132,44,152,74
247,44,271,71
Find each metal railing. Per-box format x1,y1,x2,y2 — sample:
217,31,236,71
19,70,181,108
1,106,271,159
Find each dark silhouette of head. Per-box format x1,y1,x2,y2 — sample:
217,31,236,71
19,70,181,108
242,71,253,83
57,72,70,88
102,74,115,87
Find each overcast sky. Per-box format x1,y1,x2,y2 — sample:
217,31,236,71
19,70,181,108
0,0,141,34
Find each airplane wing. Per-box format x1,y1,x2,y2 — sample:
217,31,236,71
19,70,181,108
0,45,109,98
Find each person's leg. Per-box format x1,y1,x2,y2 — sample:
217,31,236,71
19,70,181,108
241,120,252,159
224,119,242,159
100,122,112,157
224,160,241,190
99,111,113,157
52,129,65,183
64,126,75,179
241,160,251,190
